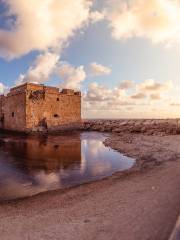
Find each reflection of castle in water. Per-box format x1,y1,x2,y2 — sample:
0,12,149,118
26,135,82,174
0,132,135,201
0,133,82,174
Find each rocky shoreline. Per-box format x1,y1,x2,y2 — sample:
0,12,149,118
104,133,180,172
2,119,180,135
83,119,180,135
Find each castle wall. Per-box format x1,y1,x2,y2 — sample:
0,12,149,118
0,83,81,132
3,89,26,131
25,84,81,131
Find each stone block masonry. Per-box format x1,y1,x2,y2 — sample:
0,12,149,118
0,83,81,132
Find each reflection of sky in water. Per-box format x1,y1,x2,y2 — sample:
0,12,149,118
0,132,135,201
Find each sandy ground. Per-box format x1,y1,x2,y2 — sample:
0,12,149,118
0,133,180,240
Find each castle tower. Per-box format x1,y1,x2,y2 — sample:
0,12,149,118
0,83,81,132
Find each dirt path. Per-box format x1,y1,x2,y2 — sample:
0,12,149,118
0,134,180,240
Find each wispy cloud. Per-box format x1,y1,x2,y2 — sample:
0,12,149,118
137,79,173,92
0,82,9,95
56,63,86,90
119,80,134,89
89,10,105,23
131,92,146,99
83,78,174,115
105,0,180,46
16,52,60,85
88,62,112,77
16,57,113,90
0,0,92,59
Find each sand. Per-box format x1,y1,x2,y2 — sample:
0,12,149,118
0,133,180,240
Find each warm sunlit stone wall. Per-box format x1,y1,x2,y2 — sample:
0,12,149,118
3,87,26,131
25,84,81,131
0,83,81,132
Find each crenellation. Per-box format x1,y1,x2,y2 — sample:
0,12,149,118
74,91,81,96
61,89,75,95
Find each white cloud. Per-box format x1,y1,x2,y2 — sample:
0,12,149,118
83,82,137,112
131,92,146,99
90,11,105,23
0,83,6,94
137,79,173,92
16,58,112,90
84,82,126,102
0,83,9,95
0,0,92,59
88,62,112,77
170,101,180,106
119,80,134,89
130,79,173,100
16,52,59,85
56,63,86,90
83,78,173,115
150,93,162,100
106,0,180,45
16,54,86,90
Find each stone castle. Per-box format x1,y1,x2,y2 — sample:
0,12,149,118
0,83,81,132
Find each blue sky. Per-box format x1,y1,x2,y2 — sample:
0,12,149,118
1,20,180,89
1,0,180,118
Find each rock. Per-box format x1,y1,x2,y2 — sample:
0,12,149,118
119,121,128,126
131,126,141,133
104,126,112,132
141,127,146,133
82,119,180,135
112,128,121,133
146,130,154,135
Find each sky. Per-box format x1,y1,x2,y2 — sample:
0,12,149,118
0,0,180,119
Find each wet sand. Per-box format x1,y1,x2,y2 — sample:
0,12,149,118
0,133,180,240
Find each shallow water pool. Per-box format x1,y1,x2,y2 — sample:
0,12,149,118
0,132,135,200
